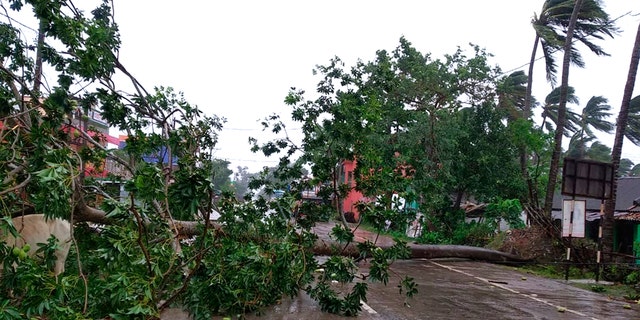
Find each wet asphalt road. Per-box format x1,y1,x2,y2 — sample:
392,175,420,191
237,259,639,320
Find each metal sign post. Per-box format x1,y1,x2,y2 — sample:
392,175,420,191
565,200,574,281
596,200,604,282
562,199,585,280
561,158,613,282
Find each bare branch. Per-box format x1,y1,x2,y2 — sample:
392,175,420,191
66,122,133,172
0,174,31,196
2,163,25,185
0,60,24,105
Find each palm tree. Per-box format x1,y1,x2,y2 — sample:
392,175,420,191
584,141,612,162
565,139,633,175
543,0,584,219
524,0,618,119
603,21,640,255
565,133,595,158
497,71,528,121
497,71,542,212
521,1,615,220
572,95,614,157
539,86,580,135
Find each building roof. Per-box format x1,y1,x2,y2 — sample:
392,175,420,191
552,177,640,221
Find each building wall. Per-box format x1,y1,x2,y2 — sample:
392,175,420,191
339,160,364,222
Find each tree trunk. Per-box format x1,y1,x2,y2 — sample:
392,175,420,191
602,22,640,255
313,239,530,264
523,33,542,226
524,34,540,120
33,19,46,95
543,0,584,216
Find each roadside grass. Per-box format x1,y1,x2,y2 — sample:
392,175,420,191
517,264,640,302
571,282,640,301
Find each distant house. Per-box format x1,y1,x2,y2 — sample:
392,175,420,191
338,160,365,222
552,177,640,256
336,157,417,223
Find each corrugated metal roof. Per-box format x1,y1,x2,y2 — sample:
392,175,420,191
552,177,640,221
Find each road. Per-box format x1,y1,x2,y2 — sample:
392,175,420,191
237,259,639,320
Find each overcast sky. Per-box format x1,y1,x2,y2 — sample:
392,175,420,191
111,1,639,173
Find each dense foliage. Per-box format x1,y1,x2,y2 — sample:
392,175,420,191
253,38,531,244
0,1,415,318
0,0,638,318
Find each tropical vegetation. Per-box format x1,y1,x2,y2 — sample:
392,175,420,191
1,0,639,318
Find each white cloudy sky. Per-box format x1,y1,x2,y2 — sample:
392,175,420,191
109,1,639,173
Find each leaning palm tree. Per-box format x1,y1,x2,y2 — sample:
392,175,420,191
497,71,544,211
542,0,585,220
524,0,618,119
603,21,640,256
520,1,616,221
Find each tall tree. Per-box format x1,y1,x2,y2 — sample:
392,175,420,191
603,21,640,255
450,102,525,208
524,0,617,222
543,0,585,218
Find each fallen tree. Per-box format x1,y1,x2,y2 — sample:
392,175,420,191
312,228,531,264
74,199,532,264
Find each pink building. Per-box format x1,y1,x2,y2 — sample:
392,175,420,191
338,159,365,222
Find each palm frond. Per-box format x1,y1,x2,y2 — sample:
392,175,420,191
624,95,640,145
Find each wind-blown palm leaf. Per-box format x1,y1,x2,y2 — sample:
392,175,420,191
624,95,640,145
542,105,580,135
532,0,619,87
497,71,528,120
566,132,595,158
586,141,611,162
578,95,613,136
618,158,634,177
544,86,579,105
541,86,580,136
